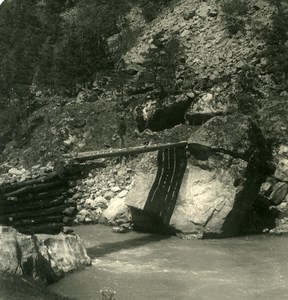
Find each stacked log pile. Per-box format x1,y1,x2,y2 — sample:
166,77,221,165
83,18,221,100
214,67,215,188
0,167,76,235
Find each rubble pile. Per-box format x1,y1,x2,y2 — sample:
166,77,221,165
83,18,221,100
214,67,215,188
67,160,136,230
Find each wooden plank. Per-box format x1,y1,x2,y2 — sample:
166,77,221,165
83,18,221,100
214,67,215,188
4,181,65,198
0,171,60,194
0,196,65,215
0,204,66,222
0,187,67,206
63,141,188,162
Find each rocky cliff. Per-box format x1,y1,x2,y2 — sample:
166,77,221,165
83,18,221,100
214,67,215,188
122,0,277,131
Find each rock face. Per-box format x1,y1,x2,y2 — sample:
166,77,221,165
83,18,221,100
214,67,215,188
260,144,288,235
0,226,91,283
123,0,275,130
135,94,192,132
185,92,228,125
126,114,270,238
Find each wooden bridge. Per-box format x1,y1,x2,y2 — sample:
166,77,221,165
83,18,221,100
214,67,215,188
0,141,189,235
62,141,188,162
63,141,189,229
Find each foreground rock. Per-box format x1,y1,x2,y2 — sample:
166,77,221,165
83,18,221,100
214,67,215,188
126,114,271,238
0,272,72,300
0,226,91,283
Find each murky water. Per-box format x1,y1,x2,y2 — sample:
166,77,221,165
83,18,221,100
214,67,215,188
49,225,288,300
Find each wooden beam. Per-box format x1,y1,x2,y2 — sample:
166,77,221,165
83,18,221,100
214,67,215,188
4,181,65,198
1,171,60,194
63,141,188,162
0,204,66,222
0,196,65,215
0,187,67,206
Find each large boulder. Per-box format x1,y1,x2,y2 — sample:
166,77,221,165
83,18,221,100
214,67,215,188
126,114,270,238
135,94,192,132
0,226,91,283
185,92,228,125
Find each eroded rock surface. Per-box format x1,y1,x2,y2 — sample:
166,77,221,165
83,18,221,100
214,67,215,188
126,114,270,238
0,226,91,283
260,144,288,235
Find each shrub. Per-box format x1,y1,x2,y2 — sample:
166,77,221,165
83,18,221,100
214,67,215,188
229,92,259,115
140,0,173,22
134,31,185,100
229,66,261,115
258,1,288,89
220,0,249,34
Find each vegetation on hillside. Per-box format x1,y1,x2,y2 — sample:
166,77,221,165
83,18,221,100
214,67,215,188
220,0,249,34
135,31,185,101
0,0,287,166
220,0,288,117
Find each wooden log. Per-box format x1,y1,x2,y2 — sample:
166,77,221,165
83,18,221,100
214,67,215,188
0,204,66,222
0,171,60,194
4,180,65,198
13,216,63,227
0,197,65,215
63,141,188,162
16,223,63,235
0,187,67,206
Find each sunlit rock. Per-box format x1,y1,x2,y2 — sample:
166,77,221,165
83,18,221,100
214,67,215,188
126,114,270,238
0,226,91,283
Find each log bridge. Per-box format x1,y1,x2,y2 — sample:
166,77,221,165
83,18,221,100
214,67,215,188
0,141,188,235
65,141,189,228
62,141,188,161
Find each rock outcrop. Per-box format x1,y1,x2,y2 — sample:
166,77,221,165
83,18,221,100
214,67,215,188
123,0,275,129
260,144,288,235
0,226,91,283
126,114,270,238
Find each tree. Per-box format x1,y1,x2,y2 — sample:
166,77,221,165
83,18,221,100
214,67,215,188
136,31,184,100
260,1,288,87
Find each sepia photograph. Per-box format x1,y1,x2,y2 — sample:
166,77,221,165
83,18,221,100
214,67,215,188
0,0,288,299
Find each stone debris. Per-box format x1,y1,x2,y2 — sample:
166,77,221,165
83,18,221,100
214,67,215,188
68,161,135,229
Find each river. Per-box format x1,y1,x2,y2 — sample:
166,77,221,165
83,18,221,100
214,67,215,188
49,225,288,300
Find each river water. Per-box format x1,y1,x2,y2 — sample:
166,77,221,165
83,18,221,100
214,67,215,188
49,225,288,300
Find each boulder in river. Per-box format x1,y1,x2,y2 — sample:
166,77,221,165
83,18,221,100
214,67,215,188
126,114,271,238
0,226,91,283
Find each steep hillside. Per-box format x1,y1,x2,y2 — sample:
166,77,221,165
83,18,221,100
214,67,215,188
122,0,285,129
0,0,287,168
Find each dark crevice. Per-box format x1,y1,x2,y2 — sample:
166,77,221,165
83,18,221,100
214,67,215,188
137,98,192,132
